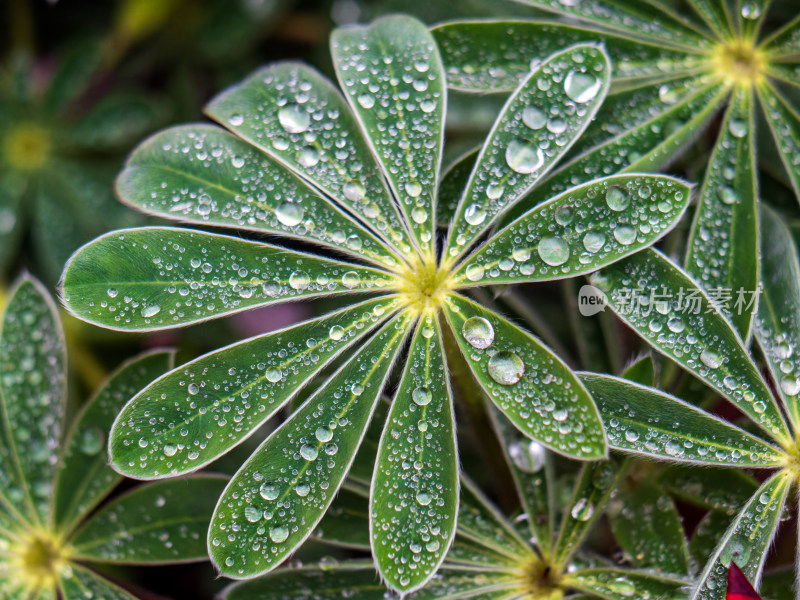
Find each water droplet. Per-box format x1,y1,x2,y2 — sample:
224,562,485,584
462,317,494,349
141,304,161,318
297,146,320,168
289,270,310,290
700,349,722,369
343,180,366,202
300,444,319,461
244,506,262,522
729,119,747,138
265,368,282,383
554,205,573,225
522,106,547,129
465,263,485,282
357,94,375,109
342,271,361,289
719,186,738,205
505,140,544,174
229,114,244,126
79,427,104,455
412,387,432,406
571,498,594,521
509,440,546,472
259,482,279,501
605,186,630,211
488,351,525,385
583,231,605,253
613,225,636,246
415,491,432,506
278,104,310,133
564,70,602,103
163,444,177,457
411,206,428,224
538,236,570,266
781,376,800,395
269,525,289,543
315,427,333,442
188,383,200,395
464,203,487,226
329,325,345,341
405,182,422,197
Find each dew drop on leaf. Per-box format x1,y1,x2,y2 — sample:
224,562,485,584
462,316,494,349
259,482,279,501
505,139,544,174
564,70,602,103
509,440,546,472
276,201,305,226
488,351,525,385
570,497,594,521
605,185,630,211
412,386,432,406
464,203,487,225
277,104,310,133
538,236,570,266
269,525,289,543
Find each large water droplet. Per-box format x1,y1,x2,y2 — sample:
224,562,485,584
278,104,310,134
464,203,487,226
509,440,546,472
538,236,569,266
488,351,525,385
505,140,544,174
141,304,161,318
300,444,319,461
269,525,289,543
259,482,279,501
289,270,310,290
79,427,105,455
522,106,547,129
583,231,605,253
700,348,722,369
412,387,432,406
462,317,494,349
570,497,594,521
613,226,636,246
605,186,630,211
564,70,602,103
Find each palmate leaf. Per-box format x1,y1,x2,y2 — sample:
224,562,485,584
205,62,415,262
54,350,174,533
608,480,690,574
453,174,690,287
331,15,445,259
443,43,611,265
209,312,412,578
371,312,458,593
489,406,554,560
564,568,690,600
691,472,791,600
432,20,705,94
442,293,607,460
69,475,226,564
590,248,792,444
552,459,625,567
109,296,402,479
59,565,138,600
579,373,784,466
116,125,400,269
61,226,396,331
685,86,759,339
513,0,712,50
755,205,800,428
0,276,66,525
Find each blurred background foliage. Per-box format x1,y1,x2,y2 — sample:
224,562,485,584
4,1,800,598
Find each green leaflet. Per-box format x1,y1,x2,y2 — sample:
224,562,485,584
437,148,477,228
208,312,412,578
54,350,174,534
59,565,138,600
503,82,727,224
762,13,800,58
70,475,226,564
608,481,690,574
205,62,415,261
489,406,554,560
60,226,397,331
0,277,66,525
691,473,791,600
690,511,735,565
331,15,445,258
590,248,792,444
109,296,401,479
685,0,734,39
221,562,385,600
443,293,607,460
755,205,800,428
371,312,458,593
757,81,800,203
552,460,625,567
658,465,759,514
565,568,689,600
580,373,784,466
513,0,712,50
432,20,704,93
443,44,610,265
685,87,759,338
116,125,400,269
453,174,690,287
314,484,370,550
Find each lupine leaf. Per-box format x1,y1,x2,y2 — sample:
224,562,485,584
70,475,226,563
579,373,784,466
739,0,772,40
691,473,791,600
590,248,792,444
456,476,532,562
685,0,734,39
0,277,66,525
756,82,800,203
437,149,477,228
761,14,800,58
60,226,397,332
116,125,400,269
205,62,415,261
221,562,386,600
502,82,727,224
59,565,138,600
685,87,758,339
109,296,401,479
690,511,734,565
552,459,625,567
53,350,174,534
371,312,458,593
208,312,412,578
608,480,690,574
565,568,689,600
314,485,370,550
443,293,607,460
513,0,712,50
658,465,759,514
432,20,705,93
489,406,554,560
453,174,690,287
443,44,610,265
755,205,800,428
331,15,445,258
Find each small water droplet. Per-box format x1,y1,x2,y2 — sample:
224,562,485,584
260,482,279,501
300,444,319,461
141,304,161,318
